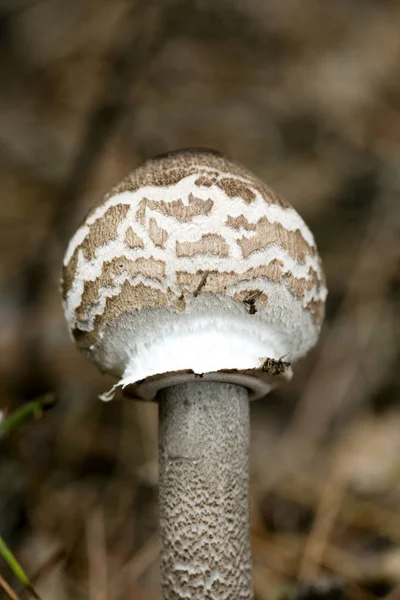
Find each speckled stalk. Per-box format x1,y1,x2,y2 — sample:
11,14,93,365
158,382,253,599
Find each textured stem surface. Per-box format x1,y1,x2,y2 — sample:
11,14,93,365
158,382,253,599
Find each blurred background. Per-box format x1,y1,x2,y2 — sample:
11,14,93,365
0,1,399,599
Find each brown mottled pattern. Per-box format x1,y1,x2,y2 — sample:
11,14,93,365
75,257,166,322
176,260,321,317
75,252,320,343
75,279,102,321
75,282,170,353
136,194,214,224
101,280,168,313
63,149,325,342
101,150,259,202
103,256,165,283
217,178,256,203
177,260,286,292
148,218,168,247
99,256,165,283
61,250,79,300
227,215,314,262
288,276,315,298
176,234,229,257
80,204,130,261
226,215,259,231
194,176,216,187
125,227,144,248
159,383,253,599
85,149,288,217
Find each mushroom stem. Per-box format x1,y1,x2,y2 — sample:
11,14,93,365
158,381,253,599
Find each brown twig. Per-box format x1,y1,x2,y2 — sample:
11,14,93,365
117,535,160,587
252,529,376,600
274,471,400,543
0,574,22,600
86,507,108,600
31,547,66,585
298,450,347,580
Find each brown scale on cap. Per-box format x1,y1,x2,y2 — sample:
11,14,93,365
148,218,169,248
194,176,216,187
125,227,145,248
81,204,130,262
175,260,319,300
226,215,315,262
100,148,260,202
73,280,172,351
217,178,257,204
61,203,131,300
136,194,214,225
61,251,79,301
176,234,229,258
75,256,166,322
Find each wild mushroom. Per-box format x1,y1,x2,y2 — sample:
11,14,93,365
61,148,327,599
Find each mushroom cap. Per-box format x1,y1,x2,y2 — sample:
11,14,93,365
61,149,327,400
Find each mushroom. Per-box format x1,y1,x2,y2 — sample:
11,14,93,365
61,148,327,599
